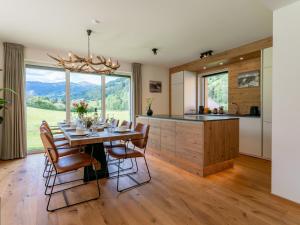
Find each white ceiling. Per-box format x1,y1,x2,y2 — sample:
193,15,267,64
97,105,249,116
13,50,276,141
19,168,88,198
0,0,275,67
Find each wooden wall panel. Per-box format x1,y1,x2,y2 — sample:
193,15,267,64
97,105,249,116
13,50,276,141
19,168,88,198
228,57,261,114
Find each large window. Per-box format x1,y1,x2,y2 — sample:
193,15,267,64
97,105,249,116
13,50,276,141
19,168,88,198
203,72,228,110
105,76,130,121
25,65,131,152
26,66,66,151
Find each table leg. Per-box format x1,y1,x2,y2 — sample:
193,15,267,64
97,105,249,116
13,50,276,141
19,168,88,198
84,143,109,181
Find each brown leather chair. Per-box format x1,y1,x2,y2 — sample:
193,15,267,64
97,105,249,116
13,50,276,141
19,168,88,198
42,120,65,141
103,120,132,148
40,126,80,178
40,130,101,212
107,123,151,192
120,120,132,129
40,123,69,148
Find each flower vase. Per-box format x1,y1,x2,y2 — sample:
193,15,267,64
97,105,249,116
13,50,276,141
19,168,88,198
147,106,153,116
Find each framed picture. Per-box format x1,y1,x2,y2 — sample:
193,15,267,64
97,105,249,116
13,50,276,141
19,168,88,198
149,80,162,93
237,70,260,88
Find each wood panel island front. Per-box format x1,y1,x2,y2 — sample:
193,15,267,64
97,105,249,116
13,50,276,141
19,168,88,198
137,115,239,176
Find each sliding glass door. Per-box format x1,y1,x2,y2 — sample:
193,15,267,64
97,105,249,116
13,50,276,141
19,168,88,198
25,66,66,152
25,65,131,152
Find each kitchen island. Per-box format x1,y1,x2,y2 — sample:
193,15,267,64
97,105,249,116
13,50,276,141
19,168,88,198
137,115,239,176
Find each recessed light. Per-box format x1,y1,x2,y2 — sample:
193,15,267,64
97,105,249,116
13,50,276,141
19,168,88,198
92,19,101,24
219,62,223,65
240,57,244,60
203,66,207,70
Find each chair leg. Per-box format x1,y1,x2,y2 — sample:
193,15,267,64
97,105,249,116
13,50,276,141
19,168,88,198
116,156,151,193
46,171,57,211
46,165,101,212
117,159,121,192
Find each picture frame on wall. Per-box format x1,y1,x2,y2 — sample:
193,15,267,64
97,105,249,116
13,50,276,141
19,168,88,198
149,80,162,93
237,70,260,88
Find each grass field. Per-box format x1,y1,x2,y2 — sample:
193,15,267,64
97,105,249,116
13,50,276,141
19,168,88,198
26,107,130,151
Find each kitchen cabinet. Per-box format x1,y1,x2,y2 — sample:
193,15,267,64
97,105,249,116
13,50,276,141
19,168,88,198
239,117,262,157
171,71,196,115
262,47,272,159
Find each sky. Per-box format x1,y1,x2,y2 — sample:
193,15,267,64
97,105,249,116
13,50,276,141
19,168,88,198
26,68,119,84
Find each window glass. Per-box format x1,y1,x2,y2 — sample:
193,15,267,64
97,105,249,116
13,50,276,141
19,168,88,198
105,76,131,121
26,67,66,151
204,72,228,110
70,73,102,118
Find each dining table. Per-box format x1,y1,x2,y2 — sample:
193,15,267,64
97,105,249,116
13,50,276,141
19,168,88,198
58,123,143,181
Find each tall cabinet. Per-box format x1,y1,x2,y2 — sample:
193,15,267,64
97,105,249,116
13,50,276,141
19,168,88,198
262,47,272,159
171,71,196,115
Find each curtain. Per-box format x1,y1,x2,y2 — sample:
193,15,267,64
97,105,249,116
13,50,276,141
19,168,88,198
1,43,27,160
132,63,142,118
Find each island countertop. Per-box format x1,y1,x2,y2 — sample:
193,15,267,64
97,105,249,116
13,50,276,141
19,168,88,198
136,115,239,177
138,114,239,122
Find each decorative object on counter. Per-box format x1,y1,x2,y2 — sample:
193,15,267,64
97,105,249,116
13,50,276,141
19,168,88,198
146,97,153,116
213,108,218,114
48,29,120,74
0,88,17,124
200,50,213,59
72,100,88,119
204,107,211,114
237,70,260,88
199,105,204,114
219,106,224,114
149,80,162,93
250,106,260,116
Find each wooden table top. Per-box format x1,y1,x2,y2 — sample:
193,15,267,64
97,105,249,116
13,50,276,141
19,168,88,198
59,124,143,147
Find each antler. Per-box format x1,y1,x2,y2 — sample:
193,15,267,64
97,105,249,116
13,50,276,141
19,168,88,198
48,52,120,74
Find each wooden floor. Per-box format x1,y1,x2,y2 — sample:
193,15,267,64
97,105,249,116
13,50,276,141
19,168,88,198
1,154,300,225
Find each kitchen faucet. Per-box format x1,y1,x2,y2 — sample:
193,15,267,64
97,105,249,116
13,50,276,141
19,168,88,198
231,102,239,115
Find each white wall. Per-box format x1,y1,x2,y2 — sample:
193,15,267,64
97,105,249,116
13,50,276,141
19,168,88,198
141,64,169,115
272,0,300,203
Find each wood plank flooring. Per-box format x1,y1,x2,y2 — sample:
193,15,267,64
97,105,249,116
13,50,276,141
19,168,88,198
1,154,300,225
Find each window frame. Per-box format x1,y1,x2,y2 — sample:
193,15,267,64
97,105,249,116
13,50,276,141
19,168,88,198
25,64,132,122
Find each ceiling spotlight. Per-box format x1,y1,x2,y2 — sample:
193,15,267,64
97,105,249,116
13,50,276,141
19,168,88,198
219,62,223,65
200,50,213,59
240,57,244,60
152,48,158,55
203,66,207,70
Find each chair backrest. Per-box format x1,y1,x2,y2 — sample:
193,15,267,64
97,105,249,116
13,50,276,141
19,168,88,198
111,119,119,127
120,120,132,129
41,120,53,137
40,127,59,163
131,123,150,149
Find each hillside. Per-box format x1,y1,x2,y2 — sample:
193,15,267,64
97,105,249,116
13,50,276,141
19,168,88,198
26,77,130,111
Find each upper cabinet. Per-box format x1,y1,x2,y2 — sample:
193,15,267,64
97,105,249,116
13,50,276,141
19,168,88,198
171,71,196,115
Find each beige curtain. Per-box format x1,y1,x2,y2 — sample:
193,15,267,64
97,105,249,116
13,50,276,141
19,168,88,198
1,43,27,160
132,63,142,117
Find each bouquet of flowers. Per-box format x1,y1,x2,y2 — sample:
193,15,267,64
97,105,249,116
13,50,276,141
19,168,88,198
72,100,88,119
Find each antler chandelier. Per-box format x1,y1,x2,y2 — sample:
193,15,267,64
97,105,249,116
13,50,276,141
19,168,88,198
48,29,120,74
